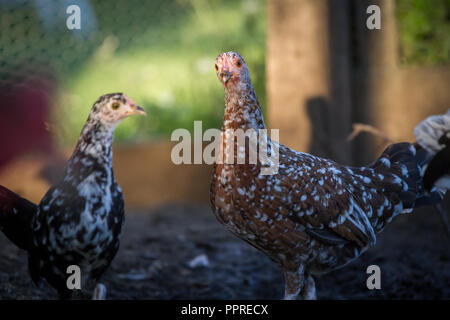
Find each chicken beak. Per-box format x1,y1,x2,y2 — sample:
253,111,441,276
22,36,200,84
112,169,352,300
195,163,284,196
132,105,147,116
221,71,233,84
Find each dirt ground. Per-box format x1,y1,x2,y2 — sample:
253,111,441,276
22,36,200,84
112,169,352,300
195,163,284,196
0,203,449,300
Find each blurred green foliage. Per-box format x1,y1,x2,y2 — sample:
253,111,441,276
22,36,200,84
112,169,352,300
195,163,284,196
58,0,266,145
0,0,266,145
3,0,447,146
396,0,450,65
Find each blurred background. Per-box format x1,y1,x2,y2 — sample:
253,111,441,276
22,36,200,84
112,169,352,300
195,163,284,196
0,0,449,299
0,0,448,207
0,0,266,205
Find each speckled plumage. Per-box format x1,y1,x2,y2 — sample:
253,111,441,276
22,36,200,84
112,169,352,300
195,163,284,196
0,93,145,299
210,51,445,299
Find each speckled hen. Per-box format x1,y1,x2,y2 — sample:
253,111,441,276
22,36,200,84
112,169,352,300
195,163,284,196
0,93,146,299
210,51,445,300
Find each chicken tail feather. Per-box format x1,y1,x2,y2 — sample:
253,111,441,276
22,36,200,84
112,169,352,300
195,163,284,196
0,185,37,251
372,142,443,210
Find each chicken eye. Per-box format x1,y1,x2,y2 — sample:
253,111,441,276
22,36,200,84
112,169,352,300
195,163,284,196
215,64,219,71
236,60,242,68
111,102,120,110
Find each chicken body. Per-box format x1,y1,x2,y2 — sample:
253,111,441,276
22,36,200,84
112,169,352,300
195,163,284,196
210,51,444,299
0,93,146,299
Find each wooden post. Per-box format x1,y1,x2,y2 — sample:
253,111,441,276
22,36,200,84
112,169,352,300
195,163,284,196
267,0,353,164
267,0,450,166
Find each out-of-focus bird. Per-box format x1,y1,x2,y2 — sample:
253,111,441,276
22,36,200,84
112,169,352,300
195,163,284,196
210,51,446,300
414,110,450,235
0,93,146,299
414,110,450,192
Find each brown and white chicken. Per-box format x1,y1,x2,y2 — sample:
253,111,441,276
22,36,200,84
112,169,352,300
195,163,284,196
210,51,445,300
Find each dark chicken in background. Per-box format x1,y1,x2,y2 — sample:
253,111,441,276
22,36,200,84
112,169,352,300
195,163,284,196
414,110,450,192
210,51,448,300
414,110,450,235
0,93,146,299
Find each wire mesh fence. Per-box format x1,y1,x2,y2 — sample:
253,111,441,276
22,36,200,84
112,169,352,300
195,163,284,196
1,0,195,85
0,0,447,147
0,0,267,144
